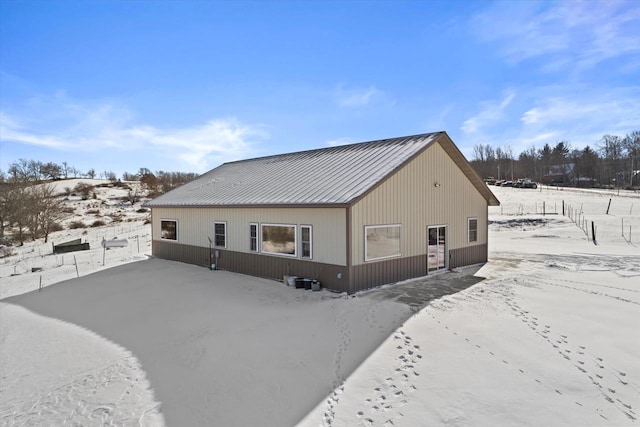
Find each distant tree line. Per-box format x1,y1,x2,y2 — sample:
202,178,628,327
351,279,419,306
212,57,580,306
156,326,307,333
470,131,640,187
121,168,198,198
0,158,110,182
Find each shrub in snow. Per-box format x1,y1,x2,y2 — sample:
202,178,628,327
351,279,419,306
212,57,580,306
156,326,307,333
69,221,86,229
73,183,94,200
49,222,64,233
91,220,106,227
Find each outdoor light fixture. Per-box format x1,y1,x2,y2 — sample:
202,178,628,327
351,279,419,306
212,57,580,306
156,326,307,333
434,182,441,187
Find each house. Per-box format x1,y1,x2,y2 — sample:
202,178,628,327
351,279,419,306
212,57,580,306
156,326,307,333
544,163,576,185
145,132,500,293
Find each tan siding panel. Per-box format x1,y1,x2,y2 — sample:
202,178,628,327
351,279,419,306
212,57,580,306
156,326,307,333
351,140,488,266
152,207,347,266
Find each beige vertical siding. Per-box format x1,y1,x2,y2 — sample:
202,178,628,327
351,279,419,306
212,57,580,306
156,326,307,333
152,207,347,266
351,140,488,266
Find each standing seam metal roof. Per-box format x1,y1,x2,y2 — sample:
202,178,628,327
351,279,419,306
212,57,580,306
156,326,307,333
145,132,491,207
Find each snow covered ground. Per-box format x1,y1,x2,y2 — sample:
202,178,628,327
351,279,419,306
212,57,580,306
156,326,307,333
1,185,638,426
300,185,640,426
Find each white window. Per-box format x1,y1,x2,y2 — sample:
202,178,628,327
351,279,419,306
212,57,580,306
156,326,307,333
365,224,401,261
249,223,258,252
161,219,177,241
214,221,227,248
468,218,478,243
261,224,296,257
301,225,312,259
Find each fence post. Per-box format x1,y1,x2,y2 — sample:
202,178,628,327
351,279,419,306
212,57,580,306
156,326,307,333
562,200,565,216
74,255,79,278
39,276,42,292
591,221,596,244
606,198,612,215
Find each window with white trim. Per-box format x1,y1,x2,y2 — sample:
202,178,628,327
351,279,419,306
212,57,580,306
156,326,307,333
301,225,312,259
365,224,401,261
249,223,258,252
261,224,296,257
161,220,177,241
214,221,227,248
468,218,478,243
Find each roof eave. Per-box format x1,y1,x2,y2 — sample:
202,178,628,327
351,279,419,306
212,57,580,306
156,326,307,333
145,202,351,209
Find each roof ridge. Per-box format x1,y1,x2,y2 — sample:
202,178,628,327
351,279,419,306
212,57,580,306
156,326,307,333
224,131,443,166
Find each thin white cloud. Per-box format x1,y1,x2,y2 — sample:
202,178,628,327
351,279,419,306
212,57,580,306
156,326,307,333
521,95,640,130
0,94,267,172
335,85,382,108
461,90,515,134
457,86,640,158
472,0,640,71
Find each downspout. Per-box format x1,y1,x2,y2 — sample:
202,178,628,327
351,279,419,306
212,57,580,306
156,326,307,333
346,206,352,293
150,208,154,254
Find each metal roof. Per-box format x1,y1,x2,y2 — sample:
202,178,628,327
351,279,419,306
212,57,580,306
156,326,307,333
145,132,499,207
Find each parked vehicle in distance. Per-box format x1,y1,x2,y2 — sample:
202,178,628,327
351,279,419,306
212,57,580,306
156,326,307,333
495,180,505,186
485,177,497,185
507,178,538,189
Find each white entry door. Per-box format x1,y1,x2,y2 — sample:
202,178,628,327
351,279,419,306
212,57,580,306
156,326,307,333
427,225,447,272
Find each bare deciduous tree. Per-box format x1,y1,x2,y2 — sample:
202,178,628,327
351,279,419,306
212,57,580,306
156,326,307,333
33,184,66,243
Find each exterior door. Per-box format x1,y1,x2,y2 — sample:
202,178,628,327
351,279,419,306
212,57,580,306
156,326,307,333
427,225,447,272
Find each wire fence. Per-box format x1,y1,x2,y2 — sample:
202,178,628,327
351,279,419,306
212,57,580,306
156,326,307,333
1,222,152,299
489,187,639,247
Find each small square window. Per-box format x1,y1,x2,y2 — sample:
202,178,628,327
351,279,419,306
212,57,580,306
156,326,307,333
161,220,177,241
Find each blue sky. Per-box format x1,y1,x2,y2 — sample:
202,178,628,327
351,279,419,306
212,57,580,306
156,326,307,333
1,0,639,176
